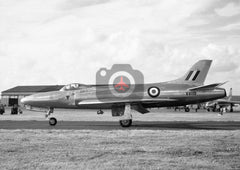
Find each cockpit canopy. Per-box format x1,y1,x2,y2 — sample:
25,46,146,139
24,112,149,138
59,83,90,91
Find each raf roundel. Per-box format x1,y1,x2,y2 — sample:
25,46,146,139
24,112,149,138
148,86,160,98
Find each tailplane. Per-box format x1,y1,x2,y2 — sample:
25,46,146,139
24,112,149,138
170,60,212,85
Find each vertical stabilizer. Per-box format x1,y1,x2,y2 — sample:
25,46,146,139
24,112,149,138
170,60,212,85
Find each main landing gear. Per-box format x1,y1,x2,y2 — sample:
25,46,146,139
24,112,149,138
119,104,132,127
45,108,57,126
119,119,132,127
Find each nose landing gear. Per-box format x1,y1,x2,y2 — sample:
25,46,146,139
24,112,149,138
45,108,57,126
49,117,57,126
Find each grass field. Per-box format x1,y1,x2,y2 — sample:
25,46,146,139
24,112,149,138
0,129,240,170
1,108,240,169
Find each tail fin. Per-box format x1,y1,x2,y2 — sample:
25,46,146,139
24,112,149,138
170,60,212,85
227,88,232,101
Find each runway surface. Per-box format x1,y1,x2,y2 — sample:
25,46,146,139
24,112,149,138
0,120,240,130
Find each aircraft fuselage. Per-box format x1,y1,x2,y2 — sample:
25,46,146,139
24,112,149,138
21,83,226,109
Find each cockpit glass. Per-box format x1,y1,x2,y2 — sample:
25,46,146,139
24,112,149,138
72,84,79,88
60,83,85,91
60,83,89,91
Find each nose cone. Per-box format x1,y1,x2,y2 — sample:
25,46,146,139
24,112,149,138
20,93,48,106
20,91,64,108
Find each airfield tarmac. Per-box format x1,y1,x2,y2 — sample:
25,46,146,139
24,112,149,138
0,108,240,130
1,120,240,130
1,108,240,169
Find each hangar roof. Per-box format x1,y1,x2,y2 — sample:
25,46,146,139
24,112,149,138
1,85,64,95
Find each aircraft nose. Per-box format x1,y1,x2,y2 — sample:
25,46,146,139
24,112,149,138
20,92,62,108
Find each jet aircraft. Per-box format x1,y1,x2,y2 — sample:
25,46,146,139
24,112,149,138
206,88,240,113
21,60,226,127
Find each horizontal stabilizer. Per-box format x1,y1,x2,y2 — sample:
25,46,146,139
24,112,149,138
188,82,227,91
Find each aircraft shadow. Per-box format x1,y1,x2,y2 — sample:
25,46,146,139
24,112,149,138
132,121,240,130
0,121,240,130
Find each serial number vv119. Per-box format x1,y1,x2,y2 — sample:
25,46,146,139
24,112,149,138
186,91,197,96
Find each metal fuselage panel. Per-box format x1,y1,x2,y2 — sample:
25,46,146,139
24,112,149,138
21,83,226,109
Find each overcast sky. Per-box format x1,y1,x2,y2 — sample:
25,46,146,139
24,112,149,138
0,0,240,94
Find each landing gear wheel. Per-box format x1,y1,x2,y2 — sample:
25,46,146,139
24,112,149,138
119,119,132,127
185,107,190,112
49,117,57,126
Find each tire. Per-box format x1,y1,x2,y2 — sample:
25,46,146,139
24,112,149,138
185,107,190,112
49,117,57,126
119,119,132,127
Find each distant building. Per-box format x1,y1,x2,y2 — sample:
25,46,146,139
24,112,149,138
1,85,63,107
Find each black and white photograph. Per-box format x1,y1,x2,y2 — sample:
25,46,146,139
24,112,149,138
0,0,240,169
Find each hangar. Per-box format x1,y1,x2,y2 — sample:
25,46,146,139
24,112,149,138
1,85,63,107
